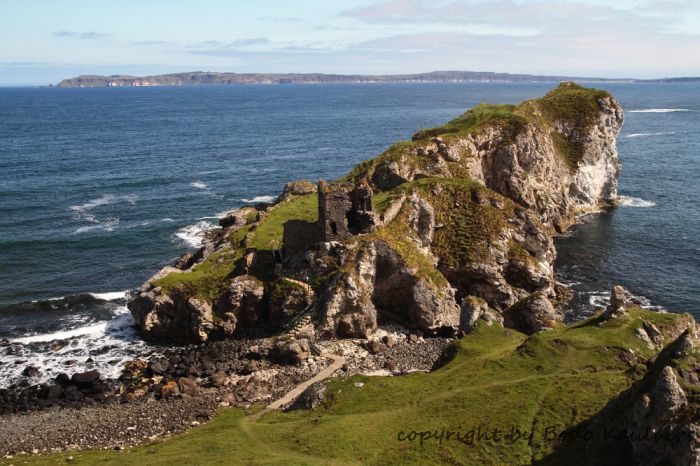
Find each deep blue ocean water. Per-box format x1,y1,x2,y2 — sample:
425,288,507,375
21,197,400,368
0,83,698,385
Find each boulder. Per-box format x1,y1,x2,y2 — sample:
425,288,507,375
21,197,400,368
289,382,326,410
174,251,200,270
270,339,311,365
277,180,317,203
160,380,180,399
629,365,698,466
218,206,258,229
177,377,199,396
459,296,503,333
210,371,227,387
149,359,169,375
604,285,628,320
365,339,384,354
71,370,101,385
242,360,259,374
22,366,40,378
504,292,562,334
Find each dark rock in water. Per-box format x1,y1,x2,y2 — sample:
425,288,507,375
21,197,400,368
71,370,101,385
55,373,70,385
22,366,40,378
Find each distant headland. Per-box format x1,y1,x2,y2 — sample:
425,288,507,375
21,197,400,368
54,70,648,88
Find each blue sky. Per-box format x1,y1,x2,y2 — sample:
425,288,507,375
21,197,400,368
1,0,699,84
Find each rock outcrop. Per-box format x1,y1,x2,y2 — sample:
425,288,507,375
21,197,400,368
503,291,562,334
129,83,623,344
368,82,623,232
459,296,503,333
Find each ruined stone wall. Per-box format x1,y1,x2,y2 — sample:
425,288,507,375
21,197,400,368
282,220,320,257
318,181,354,241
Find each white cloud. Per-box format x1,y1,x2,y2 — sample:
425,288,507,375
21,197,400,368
52,31,113,40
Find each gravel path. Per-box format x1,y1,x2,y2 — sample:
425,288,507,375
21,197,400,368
0,395,218,456
251,353,345,419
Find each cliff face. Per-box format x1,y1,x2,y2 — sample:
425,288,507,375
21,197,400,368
55,72,631,88
128,83,623,343
365,82,623,232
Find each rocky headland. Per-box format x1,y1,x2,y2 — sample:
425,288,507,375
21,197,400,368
54,71,634,88
3,83,698,465
128,82,624,344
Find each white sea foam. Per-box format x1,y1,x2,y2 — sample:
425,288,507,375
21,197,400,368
580,289,666,316
73,216,120,234
173,220,217,248
70,194,136,233
90,291,129,301
626,132,676,138
241,195,275,203
30,295,66,303
190,181,208,189
618,196,656,208
70,194,137,215
1,307,160,387
628,108,690,113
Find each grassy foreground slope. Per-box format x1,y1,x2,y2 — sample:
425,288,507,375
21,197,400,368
18,307,696,465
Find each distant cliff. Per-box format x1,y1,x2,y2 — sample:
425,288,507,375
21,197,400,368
55,71,634,88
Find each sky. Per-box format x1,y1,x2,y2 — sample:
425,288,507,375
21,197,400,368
1,0,699,85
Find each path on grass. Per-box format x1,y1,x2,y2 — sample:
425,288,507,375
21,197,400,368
251,353,345,420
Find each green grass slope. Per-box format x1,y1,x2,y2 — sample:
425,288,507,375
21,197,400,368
17,307,692,466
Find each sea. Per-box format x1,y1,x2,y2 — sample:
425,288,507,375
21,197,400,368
1,82,698,387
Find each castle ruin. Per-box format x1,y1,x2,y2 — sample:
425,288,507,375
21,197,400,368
282,178,376,257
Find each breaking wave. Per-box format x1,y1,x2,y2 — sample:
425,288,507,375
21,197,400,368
172,220,217,248
618,196,656,208
190,181,208,189
69,194,137,234
628,108,689,113
0,290,160,388
241,195,275,203
626,132,676,138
